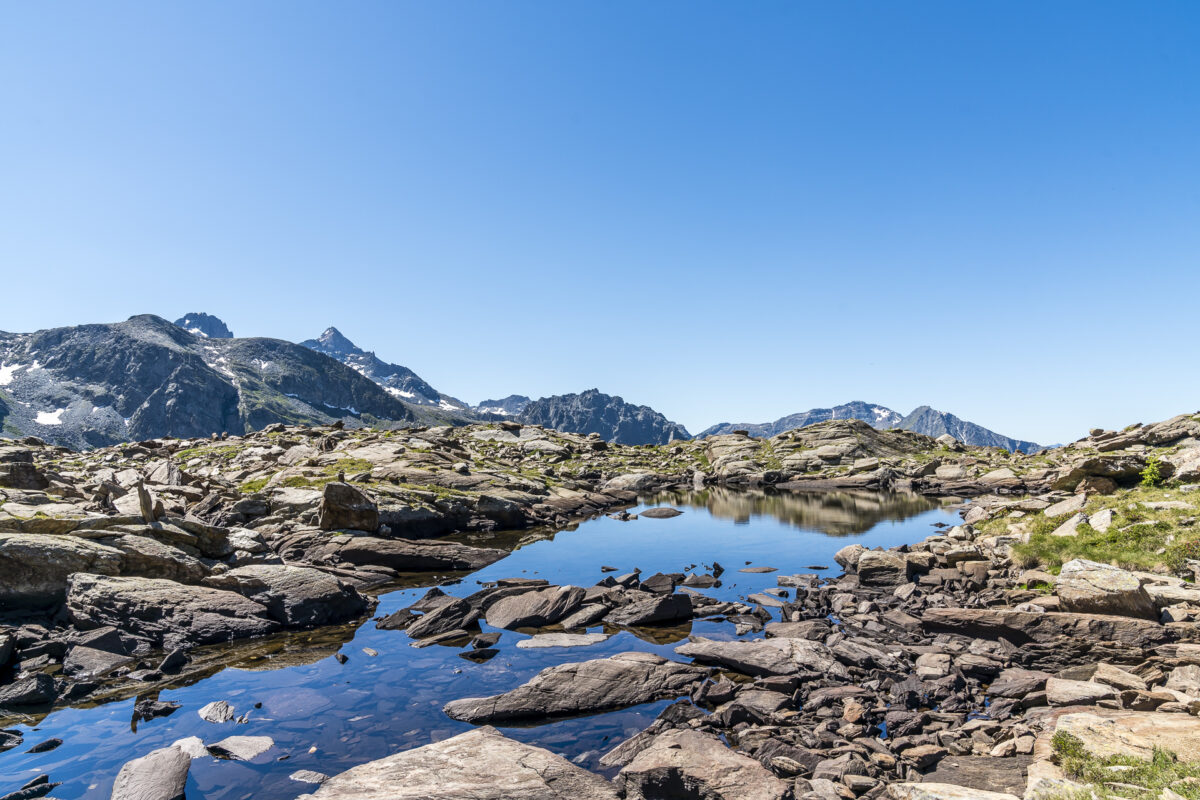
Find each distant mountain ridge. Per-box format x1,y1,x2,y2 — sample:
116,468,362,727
299,326,467,411
472,395,531,416
897,405,1041,453
0,314,414,448
702,401,1040,452
518,389,690,446
700,402,902,439
1,312,1041,452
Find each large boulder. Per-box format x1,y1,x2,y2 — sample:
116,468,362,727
607,594,693,627
485,585,585,630
0,533,124,607
921,608,1174,667
318,482,379,531
109,745,190,800
601,473,659,493
1055,559,1158,619
443,652,707,723
1052,454,1147,490
203,564,368,627
67,573,279,648
1045,677,1119,706
617,729,789,800
856,550,912,585
0,447,48,490
675,636,848,679
97,534,210,584
297,726,619,800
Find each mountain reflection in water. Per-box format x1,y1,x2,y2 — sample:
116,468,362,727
648,488,941,536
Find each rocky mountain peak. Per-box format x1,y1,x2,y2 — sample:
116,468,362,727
314,326,358,355
173,312,233,339
518,389,690,446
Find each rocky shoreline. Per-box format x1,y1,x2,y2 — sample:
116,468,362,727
3,412,1200,799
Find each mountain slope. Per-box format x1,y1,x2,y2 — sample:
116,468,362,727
898,406,1040,453
700,400,1040,452
0,315,414,448
300,327,466,411
518,389,690,445
700,401,902,439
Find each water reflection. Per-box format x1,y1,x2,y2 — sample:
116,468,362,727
653,488,940,536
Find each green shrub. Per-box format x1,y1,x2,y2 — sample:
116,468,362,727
1142,456,1163,488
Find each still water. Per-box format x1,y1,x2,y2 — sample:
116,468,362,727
0,489,959,799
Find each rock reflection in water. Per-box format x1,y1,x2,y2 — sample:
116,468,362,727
0,623,365,730
649,488,940,536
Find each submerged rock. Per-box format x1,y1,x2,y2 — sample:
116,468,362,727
109,745,190,800
297,726,619,799
442,652,707,723
208,735,275,761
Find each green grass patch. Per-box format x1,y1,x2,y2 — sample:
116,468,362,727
238,477,270,493
1049,731,1200,799
1011,486,1199,572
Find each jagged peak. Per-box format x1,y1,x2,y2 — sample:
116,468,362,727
173,312,233,339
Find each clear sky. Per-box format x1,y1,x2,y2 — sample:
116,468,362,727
2,2,1198,445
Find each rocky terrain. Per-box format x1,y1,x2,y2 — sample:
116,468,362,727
3,411,1200,799
702,401,1042,453
518,388,691,446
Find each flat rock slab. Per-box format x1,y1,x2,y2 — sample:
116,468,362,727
675,636,848,679
738,566,777,573
1045,677,1118,706
920,608,1174,651
208,735,275,762
922,754,1032,797
486,585,585,630
109,745,190,800
516,633,609,649
297,725,619,800
67,574,278,648
887,783,1020,800
617,729,789,800
443,651,707,723
1054,711,1200,761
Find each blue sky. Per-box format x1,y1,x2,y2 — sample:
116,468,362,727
1,2,1198,444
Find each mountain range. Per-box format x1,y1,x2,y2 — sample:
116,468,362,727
0,312,1039,450
701,401,1041,453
